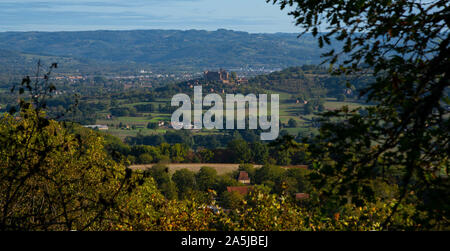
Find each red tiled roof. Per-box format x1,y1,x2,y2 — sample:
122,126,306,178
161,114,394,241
227,186,253,195
238,171,250,181
295,193,310,200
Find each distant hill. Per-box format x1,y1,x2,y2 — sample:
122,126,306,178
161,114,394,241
0,48,91,75
0,29,337,73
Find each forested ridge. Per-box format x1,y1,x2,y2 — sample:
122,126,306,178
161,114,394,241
0,29,334,74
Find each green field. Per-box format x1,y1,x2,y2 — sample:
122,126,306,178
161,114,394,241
97,94,368,139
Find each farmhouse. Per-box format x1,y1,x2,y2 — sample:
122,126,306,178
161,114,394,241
237,171,251,184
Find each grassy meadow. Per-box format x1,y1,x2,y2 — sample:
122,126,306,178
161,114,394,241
95,92,369,139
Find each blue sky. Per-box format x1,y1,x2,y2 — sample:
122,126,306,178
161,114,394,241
0,0,299,33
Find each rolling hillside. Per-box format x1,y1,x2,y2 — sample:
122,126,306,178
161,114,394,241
0,29,337,73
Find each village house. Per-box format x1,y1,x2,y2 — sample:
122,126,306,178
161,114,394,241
226,186,253,196
237,171,251,184
225,170,254,196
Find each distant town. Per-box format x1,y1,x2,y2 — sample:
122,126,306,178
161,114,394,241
41,67,281,90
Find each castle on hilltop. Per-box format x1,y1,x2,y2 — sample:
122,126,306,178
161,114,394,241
204,69,230,84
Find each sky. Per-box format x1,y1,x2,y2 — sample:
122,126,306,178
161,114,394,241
0,0,299,33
